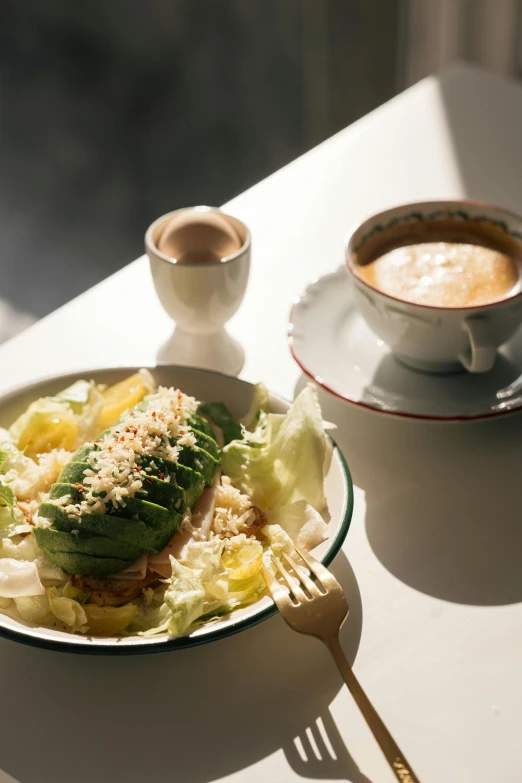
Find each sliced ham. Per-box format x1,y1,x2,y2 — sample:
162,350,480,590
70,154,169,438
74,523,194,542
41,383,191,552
191,479,220,539
109,552,149,580
147,527,193,576
148,474,220,577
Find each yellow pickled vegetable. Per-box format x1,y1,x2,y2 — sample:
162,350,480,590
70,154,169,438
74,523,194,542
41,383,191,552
222,540,263,581
83,604,137,636
98,371,154,431
17,408,78,459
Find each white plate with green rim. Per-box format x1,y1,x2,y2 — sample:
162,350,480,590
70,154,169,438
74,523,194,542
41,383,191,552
0,365,353,654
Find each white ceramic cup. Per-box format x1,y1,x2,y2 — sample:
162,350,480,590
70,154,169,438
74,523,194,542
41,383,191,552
146,206,250,374
345,201,522,373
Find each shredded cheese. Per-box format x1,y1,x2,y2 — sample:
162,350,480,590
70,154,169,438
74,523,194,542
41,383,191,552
211,476,258,538
54,387,199,519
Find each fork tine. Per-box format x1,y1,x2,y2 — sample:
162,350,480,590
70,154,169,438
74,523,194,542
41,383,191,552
272,556,308,602
282,551,318,595
260,564,293,610
294,545,333,587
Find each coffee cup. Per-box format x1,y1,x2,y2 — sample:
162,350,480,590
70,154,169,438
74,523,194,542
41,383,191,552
345,200,522,373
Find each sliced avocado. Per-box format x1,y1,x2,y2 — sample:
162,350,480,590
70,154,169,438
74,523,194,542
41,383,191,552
71,444,95,462
33,527,143,561
170,462,205,507
139,456,205,508
117,496,180,528
36,549,133,578
59,460,90,484
136,475,185,511
81,514,178,554
49,483,83,503
189,413,216,441
192,429,220,460
41,494,181,533
171,429,220,461
170,425,219,460
40,495,181,538
39,501,74,526
55,466,184,513
37,507,176,553
177,445,219,487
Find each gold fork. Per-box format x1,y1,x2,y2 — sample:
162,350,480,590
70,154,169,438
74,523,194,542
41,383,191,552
261,546,421,783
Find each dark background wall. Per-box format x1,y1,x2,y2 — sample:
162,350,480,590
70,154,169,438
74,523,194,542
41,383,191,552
0,0,401,335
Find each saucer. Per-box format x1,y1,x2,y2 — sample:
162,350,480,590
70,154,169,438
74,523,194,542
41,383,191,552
289,267,522,420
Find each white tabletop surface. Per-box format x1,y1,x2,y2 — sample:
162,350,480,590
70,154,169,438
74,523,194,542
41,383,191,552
1,62,522,783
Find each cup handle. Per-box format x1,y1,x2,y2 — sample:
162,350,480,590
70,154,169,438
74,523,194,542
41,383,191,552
459,316,496,373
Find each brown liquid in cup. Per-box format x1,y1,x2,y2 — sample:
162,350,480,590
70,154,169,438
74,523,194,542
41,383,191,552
357,242,519,307
354,220,522,308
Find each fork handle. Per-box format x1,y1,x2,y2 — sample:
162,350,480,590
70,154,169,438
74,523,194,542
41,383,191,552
326,636,421,783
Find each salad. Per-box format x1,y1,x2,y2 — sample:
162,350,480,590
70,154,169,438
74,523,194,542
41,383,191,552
0,370,331,638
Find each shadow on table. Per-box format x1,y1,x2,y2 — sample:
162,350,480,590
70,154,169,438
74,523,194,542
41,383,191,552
0,552,366,783
360,353,522,416
296,373,522,607
283,709,373,782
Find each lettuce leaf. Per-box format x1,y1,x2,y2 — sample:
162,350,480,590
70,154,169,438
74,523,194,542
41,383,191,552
0,559,45,598
163,539,228,636
0,443,41,489
62,381,104,442
265,501,328,551
47,588,88,633
138,539,229,637
241,382,270,431
55,380,93,412
14,594,53,624
181,539,228,604
1,533,40,560
0,470,32,537
163,558,206,637
0,481,16,521
221,384,328,513
9,380,104,453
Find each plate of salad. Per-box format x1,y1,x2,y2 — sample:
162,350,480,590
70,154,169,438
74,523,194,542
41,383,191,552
0,366,353,653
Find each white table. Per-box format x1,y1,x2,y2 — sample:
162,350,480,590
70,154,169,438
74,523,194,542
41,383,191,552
1,62,522,783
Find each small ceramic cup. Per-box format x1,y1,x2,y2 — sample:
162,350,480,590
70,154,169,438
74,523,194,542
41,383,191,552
345,200,522,373
146,206,250,375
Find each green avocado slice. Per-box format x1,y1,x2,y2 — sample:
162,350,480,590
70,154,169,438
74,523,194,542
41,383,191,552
33,527,143,561
171,463,205,507
36,548,134,578
139,457,205,508
70,444,96,462
49,483,83,503
39,501,75,525
58,461,90,485
170,429,219,461
116,497,178,527
49,468,185,513
38,395,222,577
189,414,216,441
191,430,220,461
177,445,219,487
40,497,182,534
136,475,185,512
37,504,177,553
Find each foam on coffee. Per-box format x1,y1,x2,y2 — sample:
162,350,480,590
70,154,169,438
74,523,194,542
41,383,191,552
354,218,521,308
